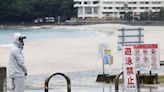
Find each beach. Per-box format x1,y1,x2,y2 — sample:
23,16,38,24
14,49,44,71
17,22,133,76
1,23,164,92
0,23,164,75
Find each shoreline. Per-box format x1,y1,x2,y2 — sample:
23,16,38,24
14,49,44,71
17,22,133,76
1,21,164,29
65,21,164,26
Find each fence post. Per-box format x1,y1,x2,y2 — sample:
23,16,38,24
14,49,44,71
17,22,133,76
114,71,123,92
115,71,140,92
0,67,6,92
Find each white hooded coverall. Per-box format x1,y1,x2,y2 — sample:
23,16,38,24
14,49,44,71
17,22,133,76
8,33,27,92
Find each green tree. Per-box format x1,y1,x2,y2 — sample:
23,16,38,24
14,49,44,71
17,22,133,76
0,0,76,23
124,12,133,21
139,7,164,21
157,7,164,21
139,12,149,21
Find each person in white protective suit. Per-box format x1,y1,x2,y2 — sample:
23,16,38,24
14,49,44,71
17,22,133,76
8,33,27,92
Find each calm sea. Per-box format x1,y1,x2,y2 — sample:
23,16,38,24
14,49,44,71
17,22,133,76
0,27,99,45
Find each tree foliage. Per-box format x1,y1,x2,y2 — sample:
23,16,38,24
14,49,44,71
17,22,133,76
122,7,164,21
157,7,164,21
124,12,133,21
0,0,76,23
139,7,164,21
139,12,149,21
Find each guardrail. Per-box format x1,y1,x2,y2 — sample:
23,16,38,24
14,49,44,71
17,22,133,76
44,73,71,92
114,71,140,92
160,60,164,66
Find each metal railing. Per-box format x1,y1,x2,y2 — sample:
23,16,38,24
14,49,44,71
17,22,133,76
114,71,123,92
44,73,71,92
114,71,140,92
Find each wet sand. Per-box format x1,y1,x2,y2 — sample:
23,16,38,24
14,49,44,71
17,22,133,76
1,24,164,75
1,24,164,92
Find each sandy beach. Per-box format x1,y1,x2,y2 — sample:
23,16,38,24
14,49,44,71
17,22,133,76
0,23,164,75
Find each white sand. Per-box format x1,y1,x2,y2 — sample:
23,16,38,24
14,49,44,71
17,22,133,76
0,24,164,75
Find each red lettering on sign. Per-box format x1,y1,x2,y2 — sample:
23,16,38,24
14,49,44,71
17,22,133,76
143,57,148,62
143,49,148,55
151,56,157,62
135,56,140,62
128,76,134,84
135,49,140,55
130,44,158,49
151,49,156,55
125,48,132,55
126,57,133,65
127,67,134,75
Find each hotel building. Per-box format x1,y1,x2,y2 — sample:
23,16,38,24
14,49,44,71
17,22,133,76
74,0,164,19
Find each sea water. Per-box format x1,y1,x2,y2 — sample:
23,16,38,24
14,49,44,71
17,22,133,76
0,27,100,45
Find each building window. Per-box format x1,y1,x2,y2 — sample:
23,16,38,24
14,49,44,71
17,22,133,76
75,1,81,4
119,12,125,14
128,2,137,4
140,7,144,9
104,7,107,9
140,2,144,4
157,2,161,4
152,2,161,4
78,7,83,15
109,7,112,9
152,2,156,4
128,7,132,9
103,12,112,14
121,7,124,9
133,7,137,9
116,7,120,9
152,7,161,10
84,1,91,4
102,12,113,16
85,7,92,14
157,7,161,9
94,7,98,14
103,7,112,9
116,2,124,4
93,1,99,4
145,7,149,9
108,12,113,14
152,7,157,9
103,1,113,4
145,2,149,4
128,2,133,4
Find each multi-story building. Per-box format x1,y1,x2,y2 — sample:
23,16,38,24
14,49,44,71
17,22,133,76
74,0,164,19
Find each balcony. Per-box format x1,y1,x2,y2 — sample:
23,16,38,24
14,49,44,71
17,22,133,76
78,14,99,18
74,3,82,7
74,4,100,7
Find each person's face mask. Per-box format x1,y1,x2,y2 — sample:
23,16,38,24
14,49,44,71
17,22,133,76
18,37,26,46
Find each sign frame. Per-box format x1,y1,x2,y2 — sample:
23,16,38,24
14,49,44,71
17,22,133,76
117,28,144,51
